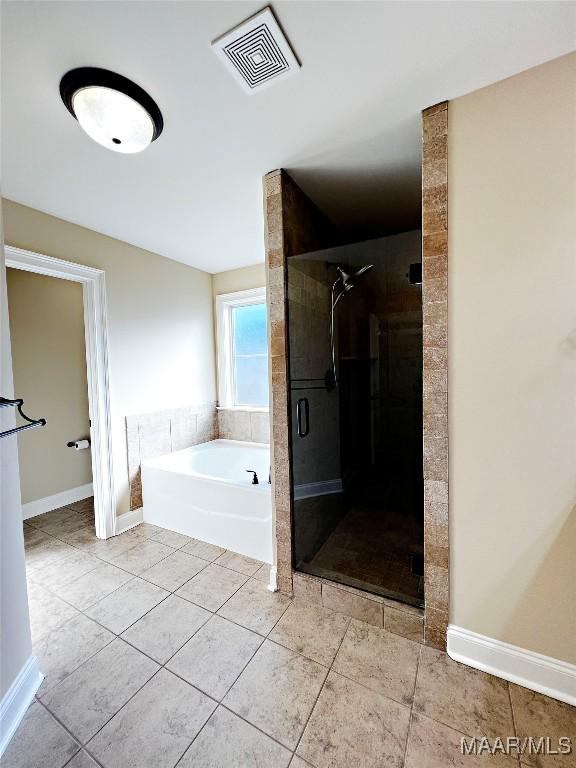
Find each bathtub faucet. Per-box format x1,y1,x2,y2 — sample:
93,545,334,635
246,470,259,485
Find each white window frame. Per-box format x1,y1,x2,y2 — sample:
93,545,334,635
216,287,268,410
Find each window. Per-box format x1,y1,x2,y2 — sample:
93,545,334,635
216,288,269,409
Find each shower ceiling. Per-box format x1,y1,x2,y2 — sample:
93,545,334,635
1,1,574,272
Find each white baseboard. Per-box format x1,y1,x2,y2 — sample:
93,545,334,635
0,656,43,757
22,483,94,520
294,479,343,501
115,507,143,535
447,624,576,706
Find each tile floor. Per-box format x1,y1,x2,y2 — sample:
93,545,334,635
4,499,574,768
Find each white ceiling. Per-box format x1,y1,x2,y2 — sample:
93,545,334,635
2,1,574,273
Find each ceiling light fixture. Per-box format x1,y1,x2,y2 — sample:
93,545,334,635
60,67,163,153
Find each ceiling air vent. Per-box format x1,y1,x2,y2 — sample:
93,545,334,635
212,7,300,94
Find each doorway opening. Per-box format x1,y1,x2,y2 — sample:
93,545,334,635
5,246,115,539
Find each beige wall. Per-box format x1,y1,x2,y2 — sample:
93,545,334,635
448,53,576,664
3,200,216,518
7,269,92,504
0,201,34,703
212,263,265,297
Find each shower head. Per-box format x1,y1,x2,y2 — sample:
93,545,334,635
328,262,374,388
335,264,374,290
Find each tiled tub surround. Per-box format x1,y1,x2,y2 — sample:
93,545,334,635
126,405,270,511
11,500,574,768
217,408,270,443
126,403,217,510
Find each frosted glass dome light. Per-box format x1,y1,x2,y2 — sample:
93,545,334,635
60,68,163,154
72,87,153,153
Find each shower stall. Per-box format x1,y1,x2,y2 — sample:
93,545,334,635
287,230,424,607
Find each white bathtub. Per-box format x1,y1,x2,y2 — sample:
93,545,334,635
141,439,273,563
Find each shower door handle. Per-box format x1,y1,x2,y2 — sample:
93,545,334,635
296,398,309,437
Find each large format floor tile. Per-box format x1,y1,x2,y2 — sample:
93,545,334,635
289,758,313,768
0,702,80,768
122,594,210,664
25,537,77,571
224,639,328,749
214,550,263,576
28,550,103,591
149,527,192,549
67,498,95,516
61,527,100,548
404,712,517,768
179,706,292,768
140,550,208,591
65,751,100,768
217,578,292,635
332,619,420,705
41,638,158,742
34,612,115,695
23,525,55,547
176,563,248,611
105,538,174,575
87,669,216,768
52,562,132,611
413,646,514,740
253,563,272,583
181,538,226,562
83,530,148,561
167,614,263,699
32,513,87,539
27,581,80,643
509,684,576,768
297,671,411,768
85,577,169,634
269,600,350,666
14,506,569,768
27,506,80,531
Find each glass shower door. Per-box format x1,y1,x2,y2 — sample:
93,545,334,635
287,256,345,573
286,232,424,608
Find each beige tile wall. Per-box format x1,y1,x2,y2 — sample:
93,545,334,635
422,102,449,650
264,129,449,646
217,409,270,443
264,169,341,594
127,405,270,510
126,403,217,509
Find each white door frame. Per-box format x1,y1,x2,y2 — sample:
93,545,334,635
5,245,115,539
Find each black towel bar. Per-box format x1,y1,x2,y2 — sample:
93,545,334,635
0,397,47,439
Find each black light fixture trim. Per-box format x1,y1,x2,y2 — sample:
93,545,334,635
59,67,163,141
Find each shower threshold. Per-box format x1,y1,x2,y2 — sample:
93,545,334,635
295,561,424,610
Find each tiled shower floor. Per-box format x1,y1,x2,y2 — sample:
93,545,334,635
5,499,574,767
307,504,424,606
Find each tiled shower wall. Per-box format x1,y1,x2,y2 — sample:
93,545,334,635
264,168,341,594
265,120,449,647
